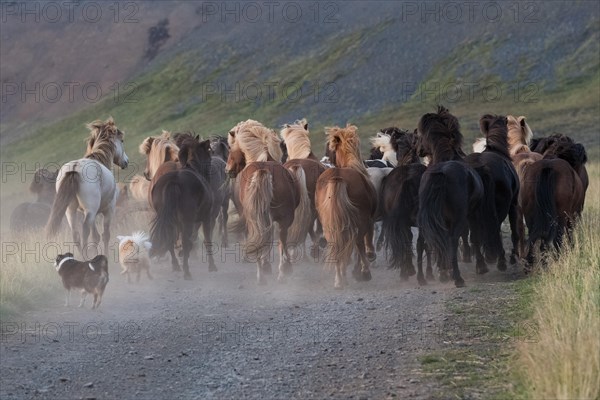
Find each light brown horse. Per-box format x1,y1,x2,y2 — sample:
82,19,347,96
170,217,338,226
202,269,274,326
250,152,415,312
280,118,327,259
225,121,300,284
316,124,377,289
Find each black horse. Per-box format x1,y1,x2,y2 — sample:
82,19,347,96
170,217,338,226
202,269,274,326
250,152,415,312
381,128,432,284
464,115,520,272
416,106,494,287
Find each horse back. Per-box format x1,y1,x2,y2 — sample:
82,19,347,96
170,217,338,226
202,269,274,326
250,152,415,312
318,168,377,217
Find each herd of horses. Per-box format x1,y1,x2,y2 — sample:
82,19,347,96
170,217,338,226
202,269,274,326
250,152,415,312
12,106,588,289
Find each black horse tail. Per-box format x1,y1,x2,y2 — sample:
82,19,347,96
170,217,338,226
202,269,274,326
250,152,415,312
383,184,416,269
417,172,449,266
477,170,503,260
529,167,558,249
46,171,78,238
150,180,180,256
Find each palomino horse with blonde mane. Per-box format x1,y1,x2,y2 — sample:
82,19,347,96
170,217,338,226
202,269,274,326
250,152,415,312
46,117,129,258
280,118,326,259
225,120,300,284
316,124,377,289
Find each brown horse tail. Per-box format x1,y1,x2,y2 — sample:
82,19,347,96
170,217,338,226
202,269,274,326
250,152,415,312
242,169,273,261
46,171,78,238
417,172,450,261
150,180,180,256
477,169,503,260
530,167,558,249
383,177,418,269
318,178,358,269
286,165,312,248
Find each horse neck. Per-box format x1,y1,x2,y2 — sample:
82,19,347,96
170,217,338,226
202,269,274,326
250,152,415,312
307,152,319,161
85,141,114,169
485,132,511,159
398,151,420,166
337,154,369,176
430,146,463,164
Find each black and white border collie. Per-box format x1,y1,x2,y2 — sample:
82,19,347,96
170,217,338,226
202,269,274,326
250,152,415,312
54,253,109,309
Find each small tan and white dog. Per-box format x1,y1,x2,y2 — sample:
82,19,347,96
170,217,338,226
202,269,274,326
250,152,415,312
116,231,153,283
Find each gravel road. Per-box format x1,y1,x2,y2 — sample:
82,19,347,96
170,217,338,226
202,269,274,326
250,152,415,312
0,244,520,400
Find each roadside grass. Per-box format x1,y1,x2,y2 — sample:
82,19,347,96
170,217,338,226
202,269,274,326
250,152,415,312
517,162,600,400
0,208,152,318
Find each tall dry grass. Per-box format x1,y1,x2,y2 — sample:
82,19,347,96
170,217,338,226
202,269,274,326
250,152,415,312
518,162,600,400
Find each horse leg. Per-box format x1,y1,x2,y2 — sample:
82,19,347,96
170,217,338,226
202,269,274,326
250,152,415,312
508,202,520,265
364,222,376,262
354,234,372,282
461,229,472,263
416,233,427,286
202,219,217,272
256,258,267,285
401,227,416,279
81,211,96,259
181,222,193,280
169,245,181,271
221,200,229,248
334,262,344,289
375,221,385,252
425,240,434,281
470,229,488,275
277,225,293,282
66,206,81,255
102,211,113,258
308,215,321,261
451,237,465,287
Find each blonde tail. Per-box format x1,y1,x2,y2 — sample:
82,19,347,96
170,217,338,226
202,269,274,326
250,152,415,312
317,178,358,269
286,166,312,249
242,169,274,261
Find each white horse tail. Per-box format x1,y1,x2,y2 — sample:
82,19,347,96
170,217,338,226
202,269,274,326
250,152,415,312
286,165,312,248
46,171,79,238
242,169,273,261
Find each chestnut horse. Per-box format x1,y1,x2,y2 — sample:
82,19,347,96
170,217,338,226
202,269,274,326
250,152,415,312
225,121,300,284
417,106,492,287
280,119,326,259
381,128,432,284
149,138,216,279
316,124,377,289
46,117,129,258
521,140,586,268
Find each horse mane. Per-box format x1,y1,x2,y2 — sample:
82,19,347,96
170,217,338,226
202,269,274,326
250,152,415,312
228,119,265,148
139,131,180,175
326,124,368,175
172,131,199,148
280,118,313,160
479,114,511,159
85,117,121,168
506,115,533,156
389,128,420,165
370,130,398,166
233,120,282,163
418,105,465,162
543,140,588,169
532,133,574,154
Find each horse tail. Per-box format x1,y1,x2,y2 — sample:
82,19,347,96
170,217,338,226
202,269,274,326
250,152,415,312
529,167,558,248
318,178,358,269
383,183,415,269
46,171,78,238
242,169,273,260
286,165,312,247
478,169,503,259
150,180,180,256
417,172,449,261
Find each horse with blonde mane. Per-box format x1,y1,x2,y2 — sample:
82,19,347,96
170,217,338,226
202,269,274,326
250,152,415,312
46,117,129,258
280,118,326,259
225,120,300,284
316,124,377,289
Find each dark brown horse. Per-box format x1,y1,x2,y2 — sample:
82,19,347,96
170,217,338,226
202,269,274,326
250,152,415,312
10,168,58,233
316,124,377,289
225,121,300,284
174,132,231,248
417,106,492,287
149,139,216,279
280,119,327,259
521,140,586,268
464,115,521,272
381,128,432,284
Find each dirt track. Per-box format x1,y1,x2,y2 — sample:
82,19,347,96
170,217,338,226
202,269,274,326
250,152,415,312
0,245,521,400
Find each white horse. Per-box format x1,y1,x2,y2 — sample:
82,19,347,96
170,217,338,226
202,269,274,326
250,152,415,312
46,117,129,258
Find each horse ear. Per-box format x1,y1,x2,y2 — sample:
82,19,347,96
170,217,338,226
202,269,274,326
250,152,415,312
140,137,154,155
518,116,526,127
479,116,491,135
195,134,200,141
304,122,309,131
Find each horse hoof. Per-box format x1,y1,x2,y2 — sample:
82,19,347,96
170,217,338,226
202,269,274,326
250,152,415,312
310,246,320,260
183,273,192,280
439,272,450,283
172,264,181,272
277,274,286,283
476,261,489,275
367,252,376,262
426,272,435,281
318,237,327,248
334,282,344,290
454,278,466,288
257,276,267,286
417,276,427,286
361,270,372,281
407,265,416,277
262,262,273,275
509,254,518,265
400,271,410,281
208,265,218,272
352,269,362,281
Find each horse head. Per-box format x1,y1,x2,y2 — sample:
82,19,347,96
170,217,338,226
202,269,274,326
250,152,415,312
86,117,129,169
139,132,179,180
225,147,247,178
